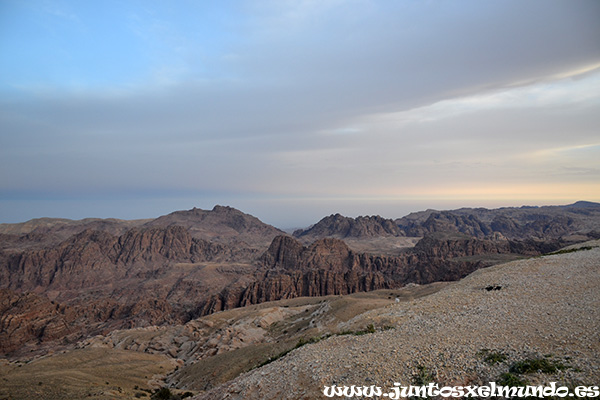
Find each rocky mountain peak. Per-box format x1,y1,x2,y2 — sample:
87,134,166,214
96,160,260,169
260,235,305,270
293,213,404,240
145,206,284,247
211,205,237,213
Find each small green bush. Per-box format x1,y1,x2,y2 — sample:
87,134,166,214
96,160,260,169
498,372,529,387
340,324,377,336
412,365,434,385
152,387,173,400
509,357,568,374
546,246,593,256
477,349,507,365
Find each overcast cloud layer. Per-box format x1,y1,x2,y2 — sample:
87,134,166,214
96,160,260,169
1,0,599,228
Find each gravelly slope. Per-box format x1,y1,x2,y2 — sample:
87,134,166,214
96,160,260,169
195,242,600,399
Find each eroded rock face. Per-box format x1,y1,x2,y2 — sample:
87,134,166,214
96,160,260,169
420,212,492,238
259,235,305,271
201,234,542,315
115,226,195,264
0,287,184,356
1,226,252,294
412,234,511,258
2,229,117,291
0,225,258,356
0,289,73,354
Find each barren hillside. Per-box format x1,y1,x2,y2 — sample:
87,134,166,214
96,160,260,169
196,241,600,399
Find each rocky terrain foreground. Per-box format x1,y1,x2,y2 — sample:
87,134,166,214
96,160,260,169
195,241,600,399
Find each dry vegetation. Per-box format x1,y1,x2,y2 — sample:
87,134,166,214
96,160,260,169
0,283,449,398
0,348,176,400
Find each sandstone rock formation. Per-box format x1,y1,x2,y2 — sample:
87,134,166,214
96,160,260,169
1,226,250,294
396,201,600,239
145,205,285,248
198,233,560,316
293,214,404,240
0,225,259,357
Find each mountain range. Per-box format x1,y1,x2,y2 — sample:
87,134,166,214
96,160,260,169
2,201,599,358
1,201,599,398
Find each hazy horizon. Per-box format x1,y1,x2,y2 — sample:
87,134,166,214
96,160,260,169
2,1,599,228
1,200,597,231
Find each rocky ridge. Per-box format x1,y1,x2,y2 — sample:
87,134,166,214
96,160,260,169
1,225,251,294
0,217,150,251
145,205,285,248
197,233,563,316
293,214,404,241
0,225,260,356
396,201,600,239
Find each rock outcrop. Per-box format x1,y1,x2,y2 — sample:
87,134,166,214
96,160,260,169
0,226,248,294
396,201,600,239
145,205,285,248
293,214,404,240
199,232,558,316
0,289,76,354
0,225,259,356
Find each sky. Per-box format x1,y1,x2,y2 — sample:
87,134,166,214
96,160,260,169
1,0,599,229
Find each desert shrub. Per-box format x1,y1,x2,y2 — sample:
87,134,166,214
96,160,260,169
340,324,377,336
498,372,529,387
412,365,434,385
546,246,593,256
509,357,568,374
152,387,173,400
477,349,507,365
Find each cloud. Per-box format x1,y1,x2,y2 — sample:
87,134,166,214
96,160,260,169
1,0,600,225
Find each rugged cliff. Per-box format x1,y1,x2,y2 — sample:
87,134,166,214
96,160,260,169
198,232,558,316
0,225,260,356
1,226,251,295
